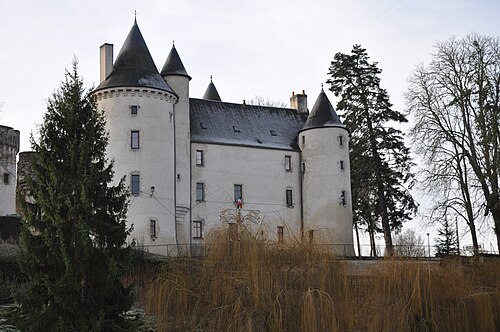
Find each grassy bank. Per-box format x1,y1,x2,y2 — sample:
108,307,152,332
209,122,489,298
141,230,499,331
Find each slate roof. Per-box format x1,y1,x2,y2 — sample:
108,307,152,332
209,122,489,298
160,45,191,79
301,89,344,131
202,78,221,101
95,20,175,94
190,99,308,151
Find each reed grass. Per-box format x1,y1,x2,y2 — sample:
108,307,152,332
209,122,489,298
140,225,499,331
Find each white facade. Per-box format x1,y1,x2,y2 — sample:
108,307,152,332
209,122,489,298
0,125,20,216
94,20,354,255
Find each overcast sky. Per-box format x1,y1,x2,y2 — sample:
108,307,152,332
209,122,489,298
1,0,498,250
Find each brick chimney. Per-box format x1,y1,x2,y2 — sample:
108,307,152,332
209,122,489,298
100,43,114,83
290,90,308,113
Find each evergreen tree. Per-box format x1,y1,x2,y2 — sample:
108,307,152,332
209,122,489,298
434,218,458,256
17,62,133,331
327,45,417,255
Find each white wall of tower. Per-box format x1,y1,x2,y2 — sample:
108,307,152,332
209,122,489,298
299,127,354,253
95,88,177,254
0,126,20,216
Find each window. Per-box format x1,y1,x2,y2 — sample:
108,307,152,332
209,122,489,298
341,190,347,206
233,126,240,132
150,219,157,238
301,162,306,172
196,150,204,166
285,155,292,171
131,105,138,115
196,183,205,201
3,173,8,185
193,220,203,239
302,136,305,144
270,130,277,136
131,174,140,195
277,226,284,244
200,122,207,129
131,131,140,149
339,135,344,146
308,230,314,243
234,184,243,202
286,189,293,207
340,160,345,171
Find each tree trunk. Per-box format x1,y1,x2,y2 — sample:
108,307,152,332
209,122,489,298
353,220,361,257
369,229,376,257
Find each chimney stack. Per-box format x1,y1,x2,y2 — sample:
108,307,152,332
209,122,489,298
100,43,114,83
290,90,308,113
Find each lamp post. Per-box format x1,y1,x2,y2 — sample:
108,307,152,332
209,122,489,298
426,233,430,258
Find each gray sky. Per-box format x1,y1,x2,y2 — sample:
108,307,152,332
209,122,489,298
1,0,498,250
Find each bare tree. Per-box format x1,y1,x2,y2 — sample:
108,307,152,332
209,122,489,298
247,95,288,108
407,34,500,252
393,229,426,257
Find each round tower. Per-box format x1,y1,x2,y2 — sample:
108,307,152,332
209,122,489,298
160,44,192,245
298,89,354,255
0,125,20,216
94,19,178,254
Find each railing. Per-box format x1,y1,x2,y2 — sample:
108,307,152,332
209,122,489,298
132,242,499,258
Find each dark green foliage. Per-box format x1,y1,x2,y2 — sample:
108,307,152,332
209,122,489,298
327,45,417,254
435,218,458,256
0,216,21,243
17,62,133,331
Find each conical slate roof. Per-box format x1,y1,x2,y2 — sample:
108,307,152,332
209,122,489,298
202,77,221,101
301,88,344,131
95,19,174,93
160,44,191,79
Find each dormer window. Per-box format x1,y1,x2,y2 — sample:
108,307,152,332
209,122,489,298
233,126,240,133
270,130,277,136
200,122,207,129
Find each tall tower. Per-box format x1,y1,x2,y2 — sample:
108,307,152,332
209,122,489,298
160,45,192,245
298,89,353,254
0,125,20,216
94,19,178,253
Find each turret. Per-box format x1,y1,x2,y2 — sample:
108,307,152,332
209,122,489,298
298,88,353,254
94,19,178,253
160,44,192,245
202,76,221,101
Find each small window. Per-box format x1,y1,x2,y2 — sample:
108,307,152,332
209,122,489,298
339,135,344,146
200,122,207,129
340,160,345,171
193,220,203,239
341,190,347,206
196,183,205,202
270,130,277,136
150,219,157,238
302,136,305,144
233,126,240,133
131,174,140,195
286,189,293,207
196,150,204,166
131,131,140,149
131,105,138,115
308,230,314,243
301,162,306,172
285,155,292,171
234,184,243,202
277,226,284,244
3,173,9,185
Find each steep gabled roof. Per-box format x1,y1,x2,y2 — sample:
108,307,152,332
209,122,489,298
301,89,344,131
160,44,191,79
202,77,221,101
190,99,307,150
95,19,174,93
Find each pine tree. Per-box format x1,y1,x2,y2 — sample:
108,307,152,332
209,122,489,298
434,218,458,256
17,62,133,331
326,45,417,255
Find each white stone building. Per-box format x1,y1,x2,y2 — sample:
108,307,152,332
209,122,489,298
0,125,20,216
94,19,354,255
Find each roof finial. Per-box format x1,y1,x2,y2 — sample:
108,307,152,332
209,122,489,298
172,40,175,48
321,83,324,91
210,75,213,82
133,10,137,25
